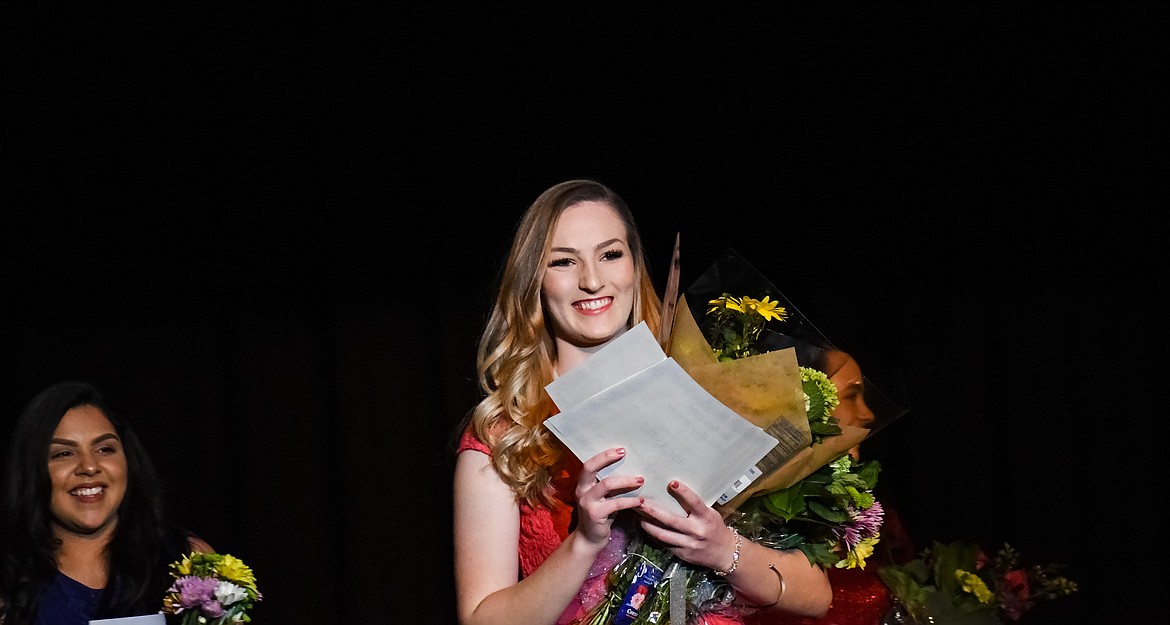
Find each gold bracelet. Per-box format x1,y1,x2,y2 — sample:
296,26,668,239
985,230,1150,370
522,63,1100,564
758,563,787,608
714,526,741,577
735,563,788,610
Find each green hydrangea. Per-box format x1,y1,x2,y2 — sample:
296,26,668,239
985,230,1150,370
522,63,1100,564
801,366,842,444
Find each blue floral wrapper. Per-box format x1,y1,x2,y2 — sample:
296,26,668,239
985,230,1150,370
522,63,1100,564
613,558,663,625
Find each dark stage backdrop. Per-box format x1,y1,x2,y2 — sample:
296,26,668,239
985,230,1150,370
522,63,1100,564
3,6,1163,624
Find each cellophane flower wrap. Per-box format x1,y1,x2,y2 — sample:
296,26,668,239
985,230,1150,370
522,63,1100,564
162,551,262,624
878,541,1077,624
566,249,908,625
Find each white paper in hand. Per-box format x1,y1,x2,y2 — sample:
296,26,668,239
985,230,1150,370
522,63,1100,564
545,321,667,409
545,323,777,517
90,614,166,625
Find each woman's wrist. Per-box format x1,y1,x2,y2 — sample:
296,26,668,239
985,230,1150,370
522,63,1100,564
713,526,741,577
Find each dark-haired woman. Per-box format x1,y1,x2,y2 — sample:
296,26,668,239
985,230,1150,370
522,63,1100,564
0,381,211,625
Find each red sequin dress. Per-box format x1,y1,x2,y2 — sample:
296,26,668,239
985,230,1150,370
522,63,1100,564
743,566,893,625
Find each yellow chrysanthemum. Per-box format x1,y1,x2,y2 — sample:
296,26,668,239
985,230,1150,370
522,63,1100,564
741,296,787,322
838,535,880,570
955,569,995,604
216,554,258,592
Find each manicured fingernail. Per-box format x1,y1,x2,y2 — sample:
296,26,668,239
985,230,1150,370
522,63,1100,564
636,476,644,484
616,448,626,455
670,480,680,490
638,497,645,505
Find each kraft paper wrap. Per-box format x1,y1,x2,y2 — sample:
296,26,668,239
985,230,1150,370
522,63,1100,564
669,295,807,432
667,294,865,517
715,425,867,516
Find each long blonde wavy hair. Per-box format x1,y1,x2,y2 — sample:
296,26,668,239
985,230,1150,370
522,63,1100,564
468,179,662,507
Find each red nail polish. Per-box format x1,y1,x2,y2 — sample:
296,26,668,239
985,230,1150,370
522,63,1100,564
636,476,644,484
670,480,679,490
616,447,626,455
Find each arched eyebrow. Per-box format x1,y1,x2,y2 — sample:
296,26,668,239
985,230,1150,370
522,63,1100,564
49,433,121,446
549,238,625,255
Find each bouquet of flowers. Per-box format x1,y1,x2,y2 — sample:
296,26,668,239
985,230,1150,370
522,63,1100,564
702,293,882,571
878,541,1077,624
162,551,262,625
570,249,906,625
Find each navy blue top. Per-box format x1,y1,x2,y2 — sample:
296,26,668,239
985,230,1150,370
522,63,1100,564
37,572,102,625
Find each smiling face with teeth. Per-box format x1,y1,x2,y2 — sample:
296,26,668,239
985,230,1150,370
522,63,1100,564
541,200,638,370
47,404,128,539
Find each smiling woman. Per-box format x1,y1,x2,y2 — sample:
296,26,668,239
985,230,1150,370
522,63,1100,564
47,405,130,546
0,382,212,625
452,179,833,625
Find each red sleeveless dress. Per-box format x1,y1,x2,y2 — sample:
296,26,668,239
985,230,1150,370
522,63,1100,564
457,429,581,577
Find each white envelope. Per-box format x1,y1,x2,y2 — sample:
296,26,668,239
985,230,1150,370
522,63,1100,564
91,614,166,625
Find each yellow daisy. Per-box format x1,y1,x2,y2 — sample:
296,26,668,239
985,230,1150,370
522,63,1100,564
742,295,786,322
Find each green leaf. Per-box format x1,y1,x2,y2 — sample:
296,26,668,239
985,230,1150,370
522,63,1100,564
856,460,881,489
807,499,850,523
877,566,930,616
932,541,981,598
800,541,841,568
803,378,828,421
809,419,843,438
771,533,807,550
761,487,805,520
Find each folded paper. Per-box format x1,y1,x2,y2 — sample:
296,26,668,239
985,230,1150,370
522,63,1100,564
545,322,779,517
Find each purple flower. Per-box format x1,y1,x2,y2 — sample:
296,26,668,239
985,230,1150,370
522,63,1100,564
200,597,226,618
174,576,218,608
172,575,225,616
837,500,884,551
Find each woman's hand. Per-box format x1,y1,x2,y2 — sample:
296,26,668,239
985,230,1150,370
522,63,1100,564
634,479,736,571
574,447,645,548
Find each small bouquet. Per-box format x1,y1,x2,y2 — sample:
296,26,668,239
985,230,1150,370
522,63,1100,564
878,541,1077,624
162,551,262,625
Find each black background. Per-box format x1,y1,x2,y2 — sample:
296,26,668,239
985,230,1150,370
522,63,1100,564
3,5,1163,624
